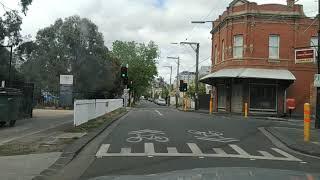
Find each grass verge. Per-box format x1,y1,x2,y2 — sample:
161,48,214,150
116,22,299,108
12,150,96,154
64,108,127,133
0,108,127,156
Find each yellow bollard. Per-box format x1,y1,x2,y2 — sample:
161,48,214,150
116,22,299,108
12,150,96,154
304,103,311,142
184,98,187,112
209,94,213,115
244,103,248,118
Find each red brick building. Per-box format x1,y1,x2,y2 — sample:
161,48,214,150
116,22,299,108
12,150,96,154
200,0,318,116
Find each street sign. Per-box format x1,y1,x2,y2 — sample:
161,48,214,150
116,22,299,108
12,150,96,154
60,75,73,85
314,74,320,87
295,49,315,64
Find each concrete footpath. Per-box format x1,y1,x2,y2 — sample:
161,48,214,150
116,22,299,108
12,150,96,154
0,109,73,180
0,152,61,180
267,127,320,157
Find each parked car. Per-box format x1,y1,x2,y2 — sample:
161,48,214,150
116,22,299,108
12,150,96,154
156,99,166,106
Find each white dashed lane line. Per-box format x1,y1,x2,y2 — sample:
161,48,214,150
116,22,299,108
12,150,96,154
155,110,163,116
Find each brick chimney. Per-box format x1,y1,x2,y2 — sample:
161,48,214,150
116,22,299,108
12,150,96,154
287,0,295,7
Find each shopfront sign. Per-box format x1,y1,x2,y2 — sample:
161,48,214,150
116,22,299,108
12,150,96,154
295,49,315,64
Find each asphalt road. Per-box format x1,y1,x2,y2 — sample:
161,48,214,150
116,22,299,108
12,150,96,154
80,100,320,179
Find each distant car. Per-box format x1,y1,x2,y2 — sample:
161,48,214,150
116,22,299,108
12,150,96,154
156,99,166,106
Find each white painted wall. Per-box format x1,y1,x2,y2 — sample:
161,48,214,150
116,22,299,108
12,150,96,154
74,99,123,126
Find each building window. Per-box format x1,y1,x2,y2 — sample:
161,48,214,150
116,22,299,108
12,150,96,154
269,35,280,59
250,84,277,111
311,36,318,51
214,45,218,64
222,40,225,61
233,35,243,58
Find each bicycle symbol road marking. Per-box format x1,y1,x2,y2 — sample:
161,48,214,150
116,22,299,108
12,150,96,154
188,130,239,143
126,129,169,143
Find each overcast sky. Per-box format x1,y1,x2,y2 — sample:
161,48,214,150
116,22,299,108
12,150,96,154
1,0,318,83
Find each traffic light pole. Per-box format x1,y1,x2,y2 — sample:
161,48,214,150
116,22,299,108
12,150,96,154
176,57,180,108
180,42,200,111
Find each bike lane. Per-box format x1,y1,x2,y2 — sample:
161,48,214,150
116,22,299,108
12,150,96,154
81,106,320,179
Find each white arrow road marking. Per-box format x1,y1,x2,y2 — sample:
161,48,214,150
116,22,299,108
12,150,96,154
95,143,302,162
155,110,163,116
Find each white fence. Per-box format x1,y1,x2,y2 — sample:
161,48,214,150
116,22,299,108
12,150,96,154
74,99,123,126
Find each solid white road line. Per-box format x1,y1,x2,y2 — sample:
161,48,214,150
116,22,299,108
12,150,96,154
213,148,227,155
167,147,178,154
96,144,110,158
229,144,250,156
272,148,301,161
95,144,302,162
145,143,155,154
187,143,203,155
258,151,275,158
121,148,131,154
155,110,163,116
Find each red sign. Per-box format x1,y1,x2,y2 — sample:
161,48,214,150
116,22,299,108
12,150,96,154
295,49,315,64
286,98,296,110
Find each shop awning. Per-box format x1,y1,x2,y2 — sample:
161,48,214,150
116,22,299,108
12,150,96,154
200,68,296,84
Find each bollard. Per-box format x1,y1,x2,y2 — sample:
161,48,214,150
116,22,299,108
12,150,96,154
209,94,213,115
244,103,248,118
184,97,187,112
304,103,311,142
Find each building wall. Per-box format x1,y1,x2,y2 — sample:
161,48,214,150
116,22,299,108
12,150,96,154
210,1,318,115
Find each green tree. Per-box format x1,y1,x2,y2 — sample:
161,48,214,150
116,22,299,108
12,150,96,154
161,85,169,99
112,41,159,100
0,0,33,81
20,16,122,98
186,81,206,98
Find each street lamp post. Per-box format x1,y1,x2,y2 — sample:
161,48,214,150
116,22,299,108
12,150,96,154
167,56,180,108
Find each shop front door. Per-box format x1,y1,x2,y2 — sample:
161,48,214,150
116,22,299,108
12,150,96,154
232,84,243,113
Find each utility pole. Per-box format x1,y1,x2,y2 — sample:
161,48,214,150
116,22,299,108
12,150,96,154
9,46,12,87
167,56,180,108
180,42,200,111
316,0,320,129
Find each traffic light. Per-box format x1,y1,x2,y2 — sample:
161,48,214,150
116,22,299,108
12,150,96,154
121,66,128,78
179,82,188,92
